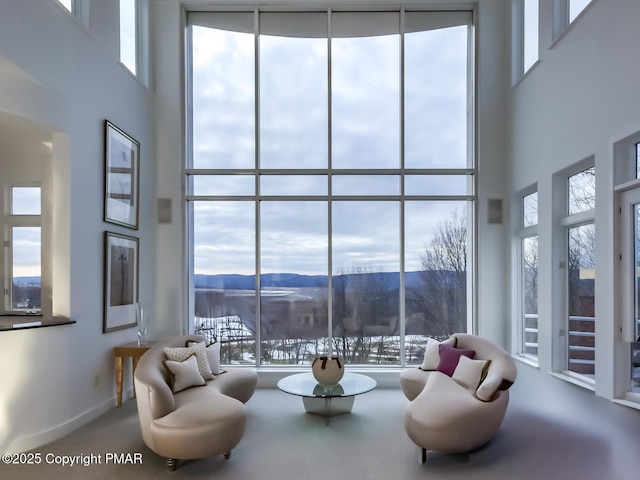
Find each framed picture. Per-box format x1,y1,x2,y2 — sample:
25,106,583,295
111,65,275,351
104,120,140,229
103,231,139,333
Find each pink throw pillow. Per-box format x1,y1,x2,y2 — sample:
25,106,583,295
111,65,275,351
436,344,475,377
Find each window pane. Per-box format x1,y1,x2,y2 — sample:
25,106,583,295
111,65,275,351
332,175,399,196
332,30,400,169
568,167,595,215
260,202,328,365
632,204,640,392
261,176,327,196
192,25,255,169
191,175,255,196
12,187,41,215
192,201,256,364
523,236,538,357
523,191,538,227
405,26,469,168
57,0,73,12
567,223,595,377
405,175,470,196
633,341,640,394
119,0,137,75
523,0,539,73
332,201,400,364
569,0,592,23
405,202,468,364
12,227,41,311
635,143,640,179
260,31,328,169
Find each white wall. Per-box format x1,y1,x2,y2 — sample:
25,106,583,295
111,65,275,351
475,0,511,346
0,0,156,452
153,0,189,339
508,0,640,424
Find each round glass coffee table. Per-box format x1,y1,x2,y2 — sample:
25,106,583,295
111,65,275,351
277,372,377,424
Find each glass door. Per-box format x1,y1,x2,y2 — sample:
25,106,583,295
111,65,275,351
620,188,640,394
631,202,640,393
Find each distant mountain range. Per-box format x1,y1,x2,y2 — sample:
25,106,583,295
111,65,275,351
194,271,428,290
14,271,443,290
13,277,41,286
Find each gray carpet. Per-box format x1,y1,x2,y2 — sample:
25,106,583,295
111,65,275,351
0,388,630,479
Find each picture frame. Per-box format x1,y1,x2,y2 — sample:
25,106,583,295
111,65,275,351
104,120,140,229
103,231,139,333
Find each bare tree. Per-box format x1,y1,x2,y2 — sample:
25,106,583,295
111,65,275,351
523,235,538,316
332,265,398,363
407,209,467,337
568,167,595,215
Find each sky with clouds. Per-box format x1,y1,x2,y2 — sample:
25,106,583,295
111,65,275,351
11,187,41,278
189,11,472,277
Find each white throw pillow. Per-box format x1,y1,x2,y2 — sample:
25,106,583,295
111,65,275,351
451,356,491,394
164,354,206,393
165,342,215,380
476,371,503,401
420,336,457,371
188,340,223,375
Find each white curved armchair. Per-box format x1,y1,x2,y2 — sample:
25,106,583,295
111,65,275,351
134,335,257,470
400,333,517,462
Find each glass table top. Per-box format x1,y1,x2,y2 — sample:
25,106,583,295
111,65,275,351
277,372,377,398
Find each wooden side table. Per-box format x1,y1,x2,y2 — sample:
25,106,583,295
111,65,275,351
113,341,156,407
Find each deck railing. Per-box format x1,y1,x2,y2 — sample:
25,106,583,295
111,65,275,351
522,314,596,374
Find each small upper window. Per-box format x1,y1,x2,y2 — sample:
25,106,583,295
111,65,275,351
513,0,539,83
523,0,539,74
553,0,594,40
11,187,41,215
57,0,73,13
568,167,595,215
120,0,137,75
635,142,640,179
569,0,593,23
523,191,538,228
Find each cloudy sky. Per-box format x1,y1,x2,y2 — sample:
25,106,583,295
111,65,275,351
189,10,472,277
11,187,41,278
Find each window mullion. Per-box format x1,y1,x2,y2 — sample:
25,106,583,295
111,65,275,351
399,7,406,366
254,8,261,368
327,8,333,353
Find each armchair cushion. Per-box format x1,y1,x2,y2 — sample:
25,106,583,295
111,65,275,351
477,371,512,401
436,344,475,376
451,356,491,394
187,340,223,375
165,342,215,380
163,354,206,393
419,336,457,371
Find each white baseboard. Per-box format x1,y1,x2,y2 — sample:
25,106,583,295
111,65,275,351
0,388,132,454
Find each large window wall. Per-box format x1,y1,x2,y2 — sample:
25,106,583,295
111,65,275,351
186,9,475,367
